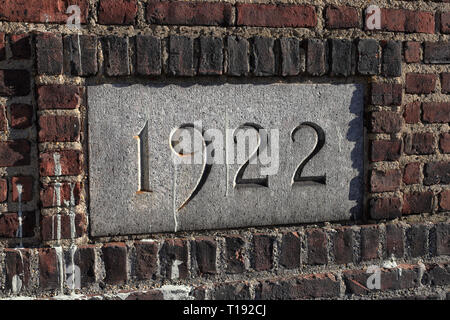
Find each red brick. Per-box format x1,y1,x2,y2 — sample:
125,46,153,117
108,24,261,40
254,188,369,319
370,170,402,193
0,140,30,167
38,115,80,142
280,232,301,269
252,234,274,271
405,73,436,94
39,150,82,176
422,102,450,123
102,243,128,285
10,34,31,59
360,225,380,260
386,224,404,258
439,190,450,211
403,163,421,185
236,3,317,28
404,132,435,155
370,140,402,162
0,69,30,96
37,85,82,110
441,12,450,33
0,0,88,23
370,111,403,133
41,213,86,241
5,249,31,291
441,73,450,94
0,178,6,202
192,237,217,275
325,5,359,29
147,0,232,26
306,229,328,265
379,9,435,34
224,235,246,274
440,133,450,153
40,182,81,208
403,192,434,214
0,105,6,131
159,239,188,279
11,176,32,202
403,101,421,124
38,248,59,290
369,197,402,220
404,41,421,63
10,104,32,129
371,83,402,106
333,227,354,264
98,0,137,25
135,241,158,280
0,32,5,60
0,211,34,238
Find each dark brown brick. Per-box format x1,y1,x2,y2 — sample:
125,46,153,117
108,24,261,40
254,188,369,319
102,243,127,285
37,85,82,110
38,248,59,290
371,83,402,106
423,162,450,185
360,225,380,260
0,211,35,238
330,39,354,77
357,39,380,75
135,241,158,280
10,104,32,129
36,33,63,75
403,192,434,215
369,197,402,220
39,150,82,177
404,132,435,155
422,102,450,123
403,101,421,124
224,235,246,274
306,229,328,265
370,169,402,193
63,35,98,76
251,37,275,76
5,248,31,291
382,41,402,77
386,224,404,258
403,162,421,185
406,224,428,257
0,70,30,96
434,223,450,255
40,182,81,208
441,73,450,93
38,115,80,142
405,73,436,94
191,237,217,275
213,282,251,300
370,139,402,162
236,3,317,28
0,178,6,202
424,42,450,64
159,239,188,279
198,37,223,75
325,5,359,29
440,133,450,153
226,36,249,76
0,140,30,167
252,234,274,271
41,213,86,241
280,38,304,76
404,41,421,63
370,111,403,133
147,1,233,26
168,36,194,76
98,0,137,25
279,232,301,269
10,34,31,59
135,35,161,76
306,39,328,76
102,36,130,76
74,245,96,287
333,227,354,264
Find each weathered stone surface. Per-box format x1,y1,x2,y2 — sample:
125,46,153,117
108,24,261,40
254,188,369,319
88,83,364,236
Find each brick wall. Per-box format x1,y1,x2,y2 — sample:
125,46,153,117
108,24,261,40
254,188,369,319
0,0,448,300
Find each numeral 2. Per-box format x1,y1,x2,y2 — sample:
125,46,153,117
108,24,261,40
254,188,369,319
291,122,326,185
233,123,269,188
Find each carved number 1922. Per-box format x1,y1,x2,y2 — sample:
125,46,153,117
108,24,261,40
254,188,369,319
138,122,326,211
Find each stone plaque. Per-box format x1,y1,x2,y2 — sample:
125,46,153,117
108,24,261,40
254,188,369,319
88,83,364,236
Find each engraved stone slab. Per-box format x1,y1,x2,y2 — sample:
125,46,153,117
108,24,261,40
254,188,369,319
88,83,364,236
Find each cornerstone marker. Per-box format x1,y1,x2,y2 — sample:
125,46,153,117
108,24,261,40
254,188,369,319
88,83,364,236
